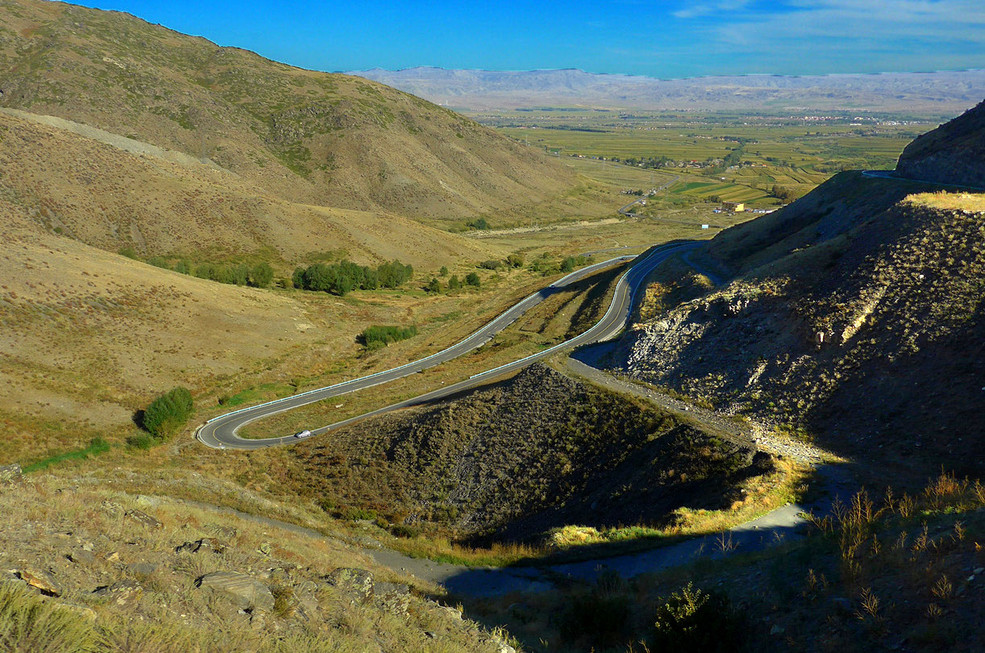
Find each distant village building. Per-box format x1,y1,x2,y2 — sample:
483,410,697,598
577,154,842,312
722,201,745,213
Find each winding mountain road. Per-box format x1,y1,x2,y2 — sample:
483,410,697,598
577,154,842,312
196,241,698,450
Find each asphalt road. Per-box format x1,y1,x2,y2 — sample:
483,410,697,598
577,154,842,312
196,241,697,450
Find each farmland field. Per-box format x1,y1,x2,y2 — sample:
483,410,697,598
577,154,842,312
470,109,930,208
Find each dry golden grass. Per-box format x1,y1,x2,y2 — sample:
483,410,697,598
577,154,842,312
0,0,579,228
0,110,500,270
905,190,985,212
0,475,512,652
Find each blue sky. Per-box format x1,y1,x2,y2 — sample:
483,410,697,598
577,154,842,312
71,0,985,77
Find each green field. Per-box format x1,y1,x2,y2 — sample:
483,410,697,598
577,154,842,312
473,109,929,208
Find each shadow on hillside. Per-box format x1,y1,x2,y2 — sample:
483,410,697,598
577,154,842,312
437,459,864,599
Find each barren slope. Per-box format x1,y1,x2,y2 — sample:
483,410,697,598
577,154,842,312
0,109,497,267
0,0,576,230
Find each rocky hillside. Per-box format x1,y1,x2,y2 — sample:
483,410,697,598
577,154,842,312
896,99,985,188
0,0,575,229
611,165,985,473
282,364,771,544
0,468,516,652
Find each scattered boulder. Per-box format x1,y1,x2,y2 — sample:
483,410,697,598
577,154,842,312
325,567,375,601
124,509,162,530
93,579,143,607
101,500,124,515
126,562,157,578
374,581,410,616
68,549,96,566
17,568,62,596
197,571,275,612
0,464,22,485
175,538,225,555
206,524,238,540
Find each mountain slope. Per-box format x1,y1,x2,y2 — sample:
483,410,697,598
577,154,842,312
0,0,575,227
0,108,497,266
609,106,985,473
896,99,985,187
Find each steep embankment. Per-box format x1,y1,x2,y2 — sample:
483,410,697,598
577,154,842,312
0,0,576,238
897,99,985,187
613,169,985,473
280,364,770,544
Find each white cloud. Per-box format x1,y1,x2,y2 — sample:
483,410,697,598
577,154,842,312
694,0,985,72
674,0,751,19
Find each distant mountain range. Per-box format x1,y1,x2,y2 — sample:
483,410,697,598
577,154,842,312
351,67,985,116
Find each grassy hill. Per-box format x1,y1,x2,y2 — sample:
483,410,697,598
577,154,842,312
0,0,578,237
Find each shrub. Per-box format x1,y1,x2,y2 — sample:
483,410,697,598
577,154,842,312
249,262,274,288
358,325,418,350
479,259,502,270
126,433,156,450
142,387,194,440
506,253,525,268
467,217,489,230
650,582,743,652
447,274,462,290
465,272,481,287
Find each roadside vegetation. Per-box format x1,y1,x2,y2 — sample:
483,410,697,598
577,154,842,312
139,387,194,441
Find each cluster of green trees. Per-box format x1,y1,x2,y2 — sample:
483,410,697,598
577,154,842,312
530,254,590,275
358,324,418,350
118,249,276,288
140,387,194,440
193,261,274,288
292,260,413,296
426,271,480,293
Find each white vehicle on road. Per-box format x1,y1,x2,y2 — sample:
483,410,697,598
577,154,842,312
293,429,312,439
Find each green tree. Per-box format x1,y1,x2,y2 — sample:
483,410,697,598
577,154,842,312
141,387,194,440
425,277,442,293
249,262,274,288
560,256,576,273
447,274,462,290
465,272,481,287
439,266,449,277
506,253,525,268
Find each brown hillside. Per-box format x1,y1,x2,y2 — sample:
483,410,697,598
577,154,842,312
0,0,576,227
0,108,497,266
